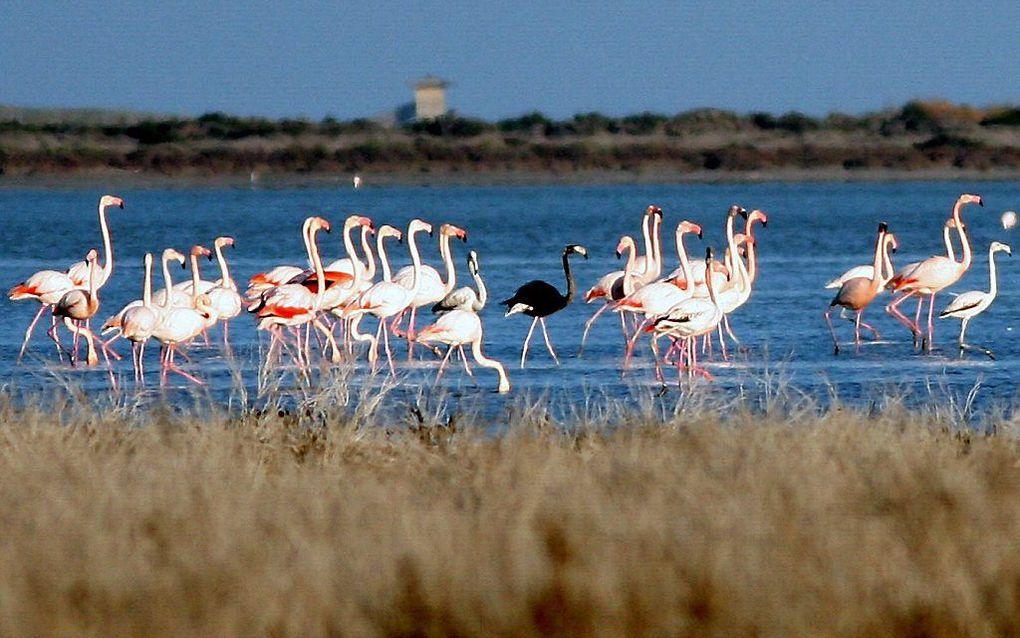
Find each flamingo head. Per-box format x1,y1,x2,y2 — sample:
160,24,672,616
991,241,1012,256
959,193,983,207
409,219,433,236
678,221,703,239
164,248,187,269
615,236,634,259
646,205,663,218
704,247,714,264
311,217,331,234
194,294,215,319
191,245,213,261
878,221,889,235
215,236,235,249
467,250,479,275
747,209,768,228
565,244,588,259
442,224,468,242
379,224,403,243
100,195,125,209
143,252,153,269
729,205,749,220
85,249,99,263
886,233,899,253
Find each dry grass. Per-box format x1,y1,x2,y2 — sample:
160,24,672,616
1,391,1020,637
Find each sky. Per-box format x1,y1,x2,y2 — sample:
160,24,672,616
2,1,1019,120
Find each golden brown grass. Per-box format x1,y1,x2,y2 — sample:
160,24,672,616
1,393,1020,637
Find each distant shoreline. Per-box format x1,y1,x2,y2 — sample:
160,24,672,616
3,166,1020,189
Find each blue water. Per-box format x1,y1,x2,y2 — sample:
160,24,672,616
3,181,1020,414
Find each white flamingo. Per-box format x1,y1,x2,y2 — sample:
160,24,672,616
342,219,433,374
939,241,1011,359
432,250,487,313
416,309,511,393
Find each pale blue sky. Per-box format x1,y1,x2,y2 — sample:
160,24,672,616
2,1,1018,120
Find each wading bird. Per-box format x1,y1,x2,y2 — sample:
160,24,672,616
825,223,890,354
886,193,981,349
502,244,588,368
416,309,511,393
432,250,487,313
939,241,1011,359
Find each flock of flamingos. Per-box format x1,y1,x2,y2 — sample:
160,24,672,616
6,192,1009,392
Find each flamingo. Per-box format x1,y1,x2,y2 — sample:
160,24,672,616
392,223,468,351
52,249,104,366
714,209,768,350
579,207,663,352
828,217,947,290
647,247,724,381
65,195,126,289
616,220,703,368
432,250,487,313
342,219,433,373
200,237,243,347
154,246,213,308
8,195,124,361
324,220,376,285
252,217,340,371
9,267,78,362
342,224,401,357
119,253,159,382
885,193,981,349
151,248,215,385
416,310,511,393
824,223,890,354
939,241,1011,359
501,244,588,368
578,235,641,354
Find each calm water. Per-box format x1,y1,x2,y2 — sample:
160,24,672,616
4,181,1020,414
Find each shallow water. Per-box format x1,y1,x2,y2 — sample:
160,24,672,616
3,181,1020,414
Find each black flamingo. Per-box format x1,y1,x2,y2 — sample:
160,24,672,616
502,244,588,367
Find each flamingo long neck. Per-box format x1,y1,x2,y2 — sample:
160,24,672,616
377,233,393,282
473,264,487,308
407,229,423,294
942,226,956,263
97,201,113,284
649,214,662,277
189,253,203,304
360,226,376,280
342,222,361,284
705,258,719,307
142,255,153,308
621,238,637,296
639,213,653,276
868,231,885,290
309,228,326,309
87,258,98,310
563,252,576,303
724,215,741,287
161,256,175,312
952,201,972,270
881,236,895,282
440,233,456,294
301,218,313,269
988,247,999,298
676,230,694,290
744,218,760,283
214,243,233,289
471,338,509,391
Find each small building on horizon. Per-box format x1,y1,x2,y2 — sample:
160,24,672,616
377,76,453,127
412,76,450,120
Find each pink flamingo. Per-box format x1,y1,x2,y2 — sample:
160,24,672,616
52,249,104,366
8,194,124,361
252,217,340,371
825,223,891,354
342,219,433,374
416,309,511,393
118,253,160,382
392,223,468,352
885,193,981,349
578,234,642,353
151,249,215,385
339,224,402,357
